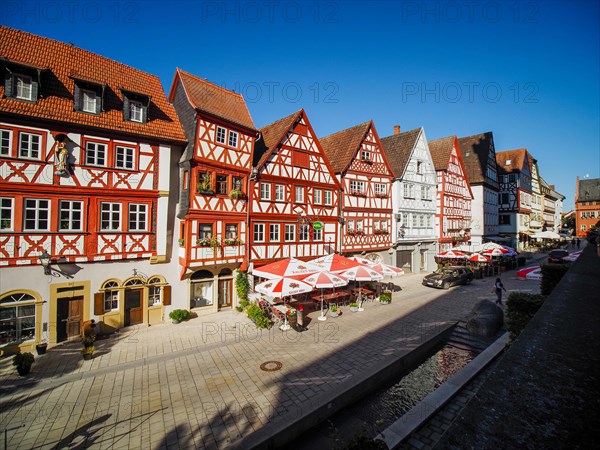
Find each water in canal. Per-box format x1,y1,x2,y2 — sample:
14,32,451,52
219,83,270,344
291,344,475,449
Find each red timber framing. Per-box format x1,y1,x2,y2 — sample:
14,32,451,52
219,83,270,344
320,121,394,254
429,136,474,251
249,109,341,266
169,69,256,279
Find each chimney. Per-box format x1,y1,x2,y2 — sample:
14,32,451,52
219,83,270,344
394,125,401,135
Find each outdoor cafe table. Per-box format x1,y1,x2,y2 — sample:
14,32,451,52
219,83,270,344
351,287,374,301
311,291,351,308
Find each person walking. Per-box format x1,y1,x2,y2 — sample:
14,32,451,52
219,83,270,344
577,238,581,249
493,277,507,306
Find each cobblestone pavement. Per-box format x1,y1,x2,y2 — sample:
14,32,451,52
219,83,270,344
0,259,547,450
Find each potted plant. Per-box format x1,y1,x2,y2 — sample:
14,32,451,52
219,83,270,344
82,334,96,348
36,340,48,355
178,238,185,246
286,309,297,328
197,174,214,194
12,351,35,376
330,305,339,317
379,290,392,305
349,302,359,312
229,189,246,200
169,309,190,324
81,345,95,360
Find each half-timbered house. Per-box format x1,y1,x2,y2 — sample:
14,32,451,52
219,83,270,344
457,132,501,247
428,136,473,252
528,154,544,234
169,69,256,314
495,149,532,250
320,121,394,262
381,126,437,272
0,27,186,353
574,176,600,238
249,110,340,265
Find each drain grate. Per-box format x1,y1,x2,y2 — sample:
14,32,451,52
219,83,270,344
260,361,283,372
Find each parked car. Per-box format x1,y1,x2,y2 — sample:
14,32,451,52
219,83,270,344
422,266,474,290
548,249,569,263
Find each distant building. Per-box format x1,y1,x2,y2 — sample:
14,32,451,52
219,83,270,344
381,126,437,273
428,136,473,252
320,120,394,263
528,155,544,234
574,177,600,237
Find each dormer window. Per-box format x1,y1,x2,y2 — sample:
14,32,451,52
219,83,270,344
4,61,47,103
505,159,512,166
82,89,98,113
72,77,103,115
121,88,149,124
15,75,33,100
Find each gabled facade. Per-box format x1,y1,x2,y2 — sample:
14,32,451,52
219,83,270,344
575,177,600,237
249,110,341,265
540,176,557,232
551,186,565,234
169,69,256,313
381,126,437,272
457,132,500,246
428,136,473,251
495,149,532,250
0,27,186,353
528,155,544,233
320,120,394,262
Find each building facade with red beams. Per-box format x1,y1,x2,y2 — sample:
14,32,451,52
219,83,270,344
320,120,394,263
169,69,256,314
0,27,186,353
249,109,341,266
428,136,473,251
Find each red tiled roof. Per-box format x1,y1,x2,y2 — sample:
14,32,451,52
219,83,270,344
495,148,528,173
380,128,422,178
254,110,302,167
428,136,456,171
320,121,371,173
0,26,185,142
173,68,255,131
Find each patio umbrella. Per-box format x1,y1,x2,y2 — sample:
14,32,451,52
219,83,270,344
368,263,405,277
348,255,377,266
563,251,582,262
437,250,468,259
481,242,506,251
253,258,320,280
531,230,561,240
301,271,348,321
255,276,315,330
481,247,510,257
517,266,542,280
310,254,361,274
337,265,384,311
469,253,490,263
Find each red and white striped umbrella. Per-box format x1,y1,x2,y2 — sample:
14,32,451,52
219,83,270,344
310,254,361,274
301,271,348,288
469,253,490,263
255,276,315,297
481,247,510,257
253,258,320,280
337,265,384,281
368,263,405,277
348,255,377,266
437,250,468,259
517,266,542,280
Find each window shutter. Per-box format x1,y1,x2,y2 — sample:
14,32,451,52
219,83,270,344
94,292,104,315
123,95,130,121
95,91,101,115
141,104,148,123
5,73,13,98
162,285,171,305
73,84,81,111
31,80,39,101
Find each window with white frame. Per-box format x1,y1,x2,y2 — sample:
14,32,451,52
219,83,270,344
216,175,228,195
100,202,121,231
85,142,107,166
254,223,265,242
401,213,408,226
103,281,119,311
314,189,322,205
15,75,33,101
295,186,305,203
299,224,310,241
198,223,213,239
228,130,238,147
347,219,355,232
356,219,363,231
421,185,431,200
418,215,425,228
350,180,364,194
128,204,147,231
313,227,322,241
19,132,41,159
0,129,11,156
403,183,414,198
275,185,285,202
324,190,332,205
375,183,386,196
225,224,238,239
216,127,226,144
232,177,243,191
412,213,418,227
59,200,83,231
82,89,98,113
148,277,163,306
0,293,36,345
1,198,13,230
361,150,371,161
269,224,280,242
426,215,432,228
260,183,271,200
284,224,295,242
115,146,135,170
129,100,143,122
23,198,49,231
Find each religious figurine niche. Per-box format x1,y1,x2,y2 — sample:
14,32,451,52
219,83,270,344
55,140,70,176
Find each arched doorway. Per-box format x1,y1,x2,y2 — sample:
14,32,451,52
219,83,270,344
190,270,214,309
218,269,233,309
123,278,144,326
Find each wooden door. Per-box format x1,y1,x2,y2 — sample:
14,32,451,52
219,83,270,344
125,289,143,326
57,297,83,342
218,279,232,309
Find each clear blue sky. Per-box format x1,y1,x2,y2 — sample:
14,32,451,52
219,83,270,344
3,0,598,210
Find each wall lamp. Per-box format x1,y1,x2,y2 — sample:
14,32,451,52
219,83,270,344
39,250,52,275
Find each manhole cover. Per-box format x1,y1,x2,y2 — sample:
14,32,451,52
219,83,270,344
260,361,283,372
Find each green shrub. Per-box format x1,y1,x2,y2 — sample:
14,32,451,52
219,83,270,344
246,302,270,329
12,351,35,369
505,292,545,343
169,309,190,322
540,263,569,296
379,290,392,303
235,271,250,301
